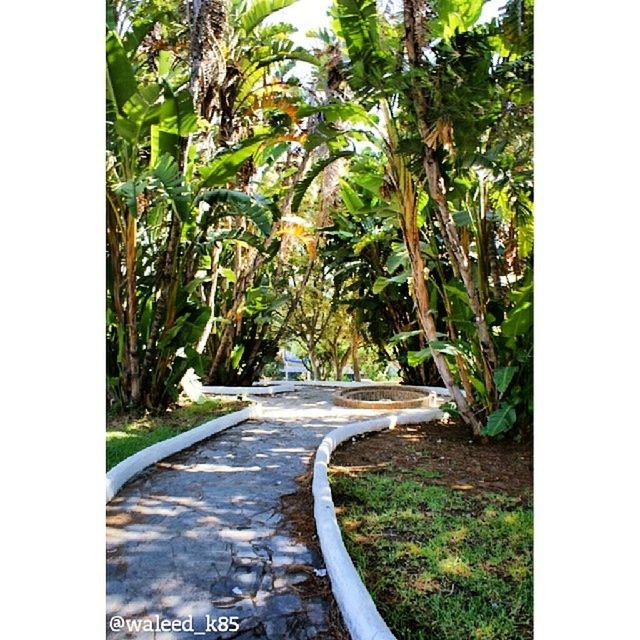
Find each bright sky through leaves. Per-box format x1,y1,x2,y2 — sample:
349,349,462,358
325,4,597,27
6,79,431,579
266,0,507,84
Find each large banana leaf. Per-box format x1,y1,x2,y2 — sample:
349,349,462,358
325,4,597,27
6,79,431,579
431,0,486,40
335,0,386,90
198,133,272,188
241,0,299,34
254,47,319,68
150,84,198,164
482,403,517,436
297,101,375,126
114,84,163,143
198,189,276,236
106,30,137,115
151,154,191,219
339,180,365,215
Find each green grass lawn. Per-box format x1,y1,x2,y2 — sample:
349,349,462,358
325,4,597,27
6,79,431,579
106,398,249,471
330,469,533,640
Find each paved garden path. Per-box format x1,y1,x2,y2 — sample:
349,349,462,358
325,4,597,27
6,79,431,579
107,387,382,640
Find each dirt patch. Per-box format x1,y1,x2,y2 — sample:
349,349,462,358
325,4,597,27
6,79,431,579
331,418,533,498
280,463,350,640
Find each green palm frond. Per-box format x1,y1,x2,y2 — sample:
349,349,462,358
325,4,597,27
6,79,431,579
291,150,355,213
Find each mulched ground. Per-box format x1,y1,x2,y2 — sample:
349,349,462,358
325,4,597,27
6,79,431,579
331,417,533,499
279,417,533,639
280,463,351,640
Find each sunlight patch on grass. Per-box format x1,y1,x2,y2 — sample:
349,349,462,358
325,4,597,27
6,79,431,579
106,398,249,470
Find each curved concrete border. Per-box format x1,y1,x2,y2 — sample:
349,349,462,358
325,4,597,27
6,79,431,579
295,380,453,396
202,382,295,396
333,385,435,410
106,403,262,503
313,408,443,640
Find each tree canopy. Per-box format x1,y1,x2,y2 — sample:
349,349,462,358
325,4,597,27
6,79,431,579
106,0,533,437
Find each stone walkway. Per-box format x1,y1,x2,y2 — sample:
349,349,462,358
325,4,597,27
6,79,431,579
106,387,382,639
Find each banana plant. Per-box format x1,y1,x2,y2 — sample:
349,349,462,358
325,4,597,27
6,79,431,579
106,25,288,409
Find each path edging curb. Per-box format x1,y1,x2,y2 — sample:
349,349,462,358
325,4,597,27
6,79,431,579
312,409,444,640
106,403,262,503
202,382,295,396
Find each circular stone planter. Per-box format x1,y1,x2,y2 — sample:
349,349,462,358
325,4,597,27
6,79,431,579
333,385,438,410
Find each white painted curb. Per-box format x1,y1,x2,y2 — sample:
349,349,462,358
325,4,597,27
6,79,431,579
313,409,444,640
295,380,452,396
202,382,295,396
106,403,262,503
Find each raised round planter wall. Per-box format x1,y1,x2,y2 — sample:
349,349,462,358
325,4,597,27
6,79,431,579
293,380,453,395
333,385,439,410
313,408,444,640
106,403,261,503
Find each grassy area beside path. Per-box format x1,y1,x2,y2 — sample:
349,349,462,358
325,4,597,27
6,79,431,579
106,397,249,471
329,420,533,640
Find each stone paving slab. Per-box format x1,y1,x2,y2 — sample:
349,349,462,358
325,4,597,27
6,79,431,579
107,388,383,640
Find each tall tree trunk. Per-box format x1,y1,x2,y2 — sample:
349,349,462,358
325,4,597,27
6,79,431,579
107,197,132,404
308,349,320,381
381,96,481,432
207,251,266,380
190,0,227,121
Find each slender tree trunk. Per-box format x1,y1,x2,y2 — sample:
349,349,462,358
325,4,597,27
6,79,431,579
401,211,483,435
487,219,504,300
337,347,350,381
351,328,361,382
308,349,320,381
139,211,182,404
381,95,481,432
196,243,222,353
482,179,504,301
124,213,140,405
207,251,266,379
190,0,227,121
107,198,131,403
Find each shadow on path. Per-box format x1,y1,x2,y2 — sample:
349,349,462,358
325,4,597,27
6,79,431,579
106,388,382,639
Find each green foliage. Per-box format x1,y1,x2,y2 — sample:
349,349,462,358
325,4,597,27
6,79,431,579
106,0,315,408
335,0,388,93
324,0,533,434
106,0,533,431
494,366,517,394
198,189,278,236
482,403,517,436
199,133,272,187
106,31,137,114
431,0,486,40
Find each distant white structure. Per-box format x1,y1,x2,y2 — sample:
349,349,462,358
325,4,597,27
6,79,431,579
281,349,308,381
